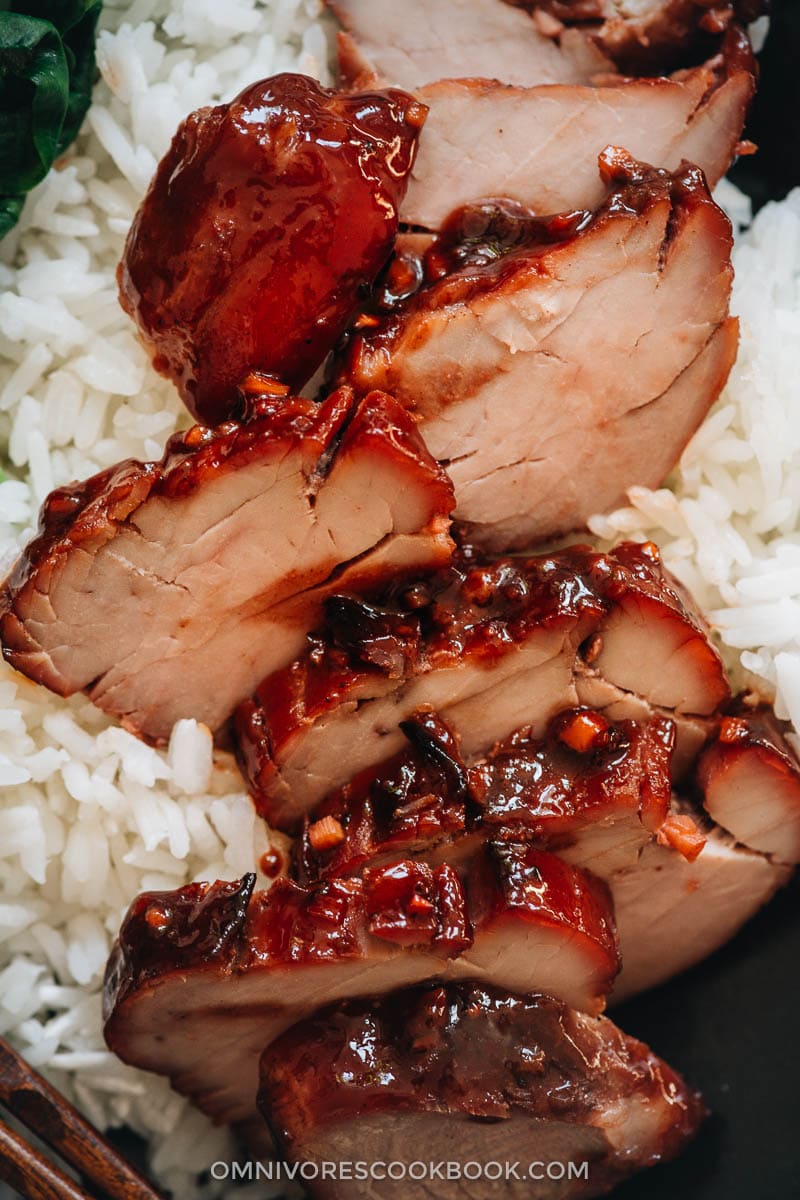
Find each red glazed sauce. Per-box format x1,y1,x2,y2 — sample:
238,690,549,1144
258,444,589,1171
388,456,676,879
119,73,426,424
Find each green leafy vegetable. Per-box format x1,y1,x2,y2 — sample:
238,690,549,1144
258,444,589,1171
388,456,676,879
0,1,102,239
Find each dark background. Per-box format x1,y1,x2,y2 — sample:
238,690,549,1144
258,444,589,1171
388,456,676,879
729,0,800,205
616,876,800,1200
620,4,800,1196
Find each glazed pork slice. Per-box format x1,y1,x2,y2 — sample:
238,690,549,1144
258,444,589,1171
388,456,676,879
104,851,618,1138
332,0,764,89
343,153,736,548
293,705,792,1001
295,707,676,884
293,709,480,881
0,388,454,741
328,0,614,92
572,654,713,779
119,73,426,425
235,542,730,829
697,709,800,864
260,983,705,1200
509,2,767,73
404,28,754,229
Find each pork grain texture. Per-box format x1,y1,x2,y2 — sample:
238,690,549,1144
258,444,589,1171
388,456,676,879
342,154,737,548
403,29,755,230
0,389,455,740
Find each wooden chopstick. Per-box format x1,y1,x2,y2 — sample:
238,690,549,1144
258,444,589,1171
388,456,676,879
0,1036,164,1200
0,1117,92,1200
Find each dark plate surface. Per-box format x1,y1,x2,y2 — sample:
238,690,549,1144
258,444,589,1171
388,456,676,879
614,874,800,1200
729,0,800,209
620,6,800,1196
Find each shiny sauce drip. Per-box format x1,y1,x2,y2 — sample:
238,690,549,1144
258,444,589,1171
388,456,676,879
106,874,255,1002
376,200,592,314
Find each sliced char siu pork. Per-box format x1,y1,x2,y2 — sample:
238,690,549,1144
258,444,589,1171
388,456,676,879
404,29,755,230
119,74,426,425
260,983,705,1200
329,0,763,89
294,707,677,884
328,0,615,93
234,542,731,829
571,669,712,779
103,851,618,1143
0,388,454,741
507,2,767,74
292,706,793,1001
341,152,736,548
697,708,800,863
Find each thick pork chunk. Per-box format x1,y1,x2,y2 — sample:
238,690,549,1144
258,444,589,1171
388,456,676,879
0,389,454,741
104,853,617,1140
328,0,613,92
235,542,730,828
329,0,764,90
260,983,705,1200
342,153,736,548
405,29,755,229
697,708,800,863
119,74,426,425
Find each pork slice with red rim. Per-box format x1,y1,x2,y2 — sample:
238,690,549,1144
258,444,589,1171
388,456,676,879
404,29,754,230
697,708,800,863
328,0,613,92
260,981,705,1200
235,542,730,830
342,153,736,548
0,388,454,741
103,849,618,1142
290,704,790,1001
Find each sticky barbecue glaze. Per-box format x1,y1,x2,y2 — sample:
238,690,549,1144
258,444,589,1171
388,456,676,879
104,845,618,1024
235,540,730,826
260,981,706,1194
349,151,726,366
294,707,675,884
119,73,426,424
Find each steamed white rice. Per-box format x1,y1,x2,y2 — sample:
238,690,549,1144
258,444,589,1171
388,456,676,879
0,2,797,1197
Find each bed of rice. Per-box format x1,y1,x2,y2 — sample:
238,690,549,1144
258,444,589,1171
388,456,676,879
0,2,797,1197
